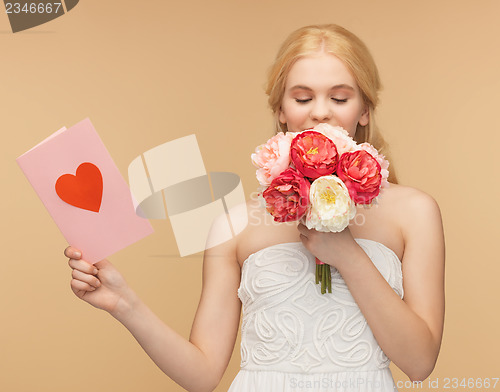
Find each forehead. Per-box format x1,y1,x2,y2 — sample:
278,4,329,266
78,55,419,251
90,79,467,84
285,53,358,91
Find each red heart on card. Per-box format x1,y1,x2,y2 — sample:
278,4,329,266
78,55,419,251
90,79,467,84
55,162,103,212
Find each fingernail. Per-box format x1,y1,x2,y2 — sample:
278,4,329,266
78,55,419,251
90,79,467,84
93,268,98,275
74,251,81,258
89,287,96,291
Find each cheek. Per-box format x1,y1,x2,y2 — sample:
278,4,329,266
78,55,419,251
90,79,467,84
338,104,359,121
336,107,362,136
282,103,307,123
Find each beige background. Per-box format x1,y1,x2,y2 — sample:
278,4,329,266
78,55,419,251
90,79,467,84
1,0,499,391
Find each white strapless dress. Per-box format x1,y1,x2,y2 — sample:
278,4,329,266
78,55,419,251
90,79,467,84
228,239,403,392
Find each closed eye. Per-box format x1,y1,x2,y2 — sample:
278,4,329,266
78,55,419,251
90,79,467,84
295,98,348,104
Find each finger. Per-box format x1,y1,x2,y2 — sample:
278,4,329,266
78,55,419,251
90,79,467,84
68,258,99,275
72,269,101,289
297,223,310,236
65,246,82,259
71,278,96,293
93,258,112,270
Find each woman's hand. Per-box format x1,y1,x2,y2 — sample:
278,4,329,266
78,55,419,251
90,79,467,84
297,223,362,269
65,246,134,316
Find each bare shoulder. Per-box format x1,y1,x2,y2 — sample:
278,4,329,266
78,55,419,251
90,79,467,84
382,184,445,360
383,182,438,202
206,197,267,263
204,199,255,263
384,183,442,224
207,197,260,239
384,183,444,264
229,197,301,266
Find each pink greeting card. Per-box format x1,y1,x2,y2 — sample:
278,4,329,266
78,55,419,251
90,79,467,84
16,118,154,263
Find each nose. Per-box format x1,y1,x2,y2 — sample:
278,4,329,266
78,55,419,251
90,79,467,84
310,99,332,122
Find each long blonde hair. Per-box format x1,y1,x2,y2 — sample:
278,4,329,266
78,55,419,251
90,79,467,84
265,24,398,184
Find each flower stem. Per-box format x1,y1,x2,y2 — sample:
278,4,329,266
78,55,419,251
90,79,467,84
326,265,332,293
315,258,332,294
322,264,327,294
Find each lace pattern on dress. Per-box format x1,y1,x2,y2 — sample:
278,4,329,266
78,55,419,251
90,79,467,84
237,240,403,374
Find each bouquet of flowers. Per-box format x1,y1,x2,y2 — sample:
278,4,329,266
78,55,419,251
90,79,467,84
251,123,389,294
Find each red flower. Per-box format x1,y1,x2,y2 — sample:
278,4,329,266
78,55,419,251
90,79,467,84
290,131,338,180
262,168,310,222
337,150,382,204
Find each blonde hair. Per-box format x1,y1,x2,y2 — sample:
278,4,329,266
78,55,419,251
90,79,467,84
265,24,398,184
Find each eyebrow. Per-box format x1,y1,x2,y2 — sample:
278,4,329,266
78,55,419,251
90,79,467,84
289,84,355,92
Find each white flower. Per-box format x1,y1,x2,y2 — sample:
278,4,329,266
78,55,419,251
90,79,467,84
305,175,356,232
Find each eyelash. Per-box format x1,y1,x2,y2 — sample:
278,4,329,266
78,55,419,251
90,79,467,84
295,98,348,104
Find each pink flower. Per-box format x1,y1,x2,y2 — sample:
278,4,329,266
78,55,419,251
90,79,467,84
337,150,382,204
290,131,338,180
357,142,390,188
251,132,294,187
313,123,357,155
262,168,310,222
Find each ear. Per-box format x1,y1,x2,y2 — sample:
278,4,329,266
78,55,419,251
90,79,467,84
359,104,369,127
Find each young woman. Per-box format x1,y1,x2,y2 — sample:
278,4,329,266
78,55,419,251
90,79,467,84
65,24,445,391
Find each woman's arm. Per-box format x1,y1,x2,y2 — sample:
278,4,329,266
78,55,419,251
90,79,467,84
66,217,242,392
298,190,445,381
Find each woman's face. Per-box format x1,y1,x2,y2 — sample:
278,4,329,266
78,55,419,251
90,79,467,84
279,52,369,138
